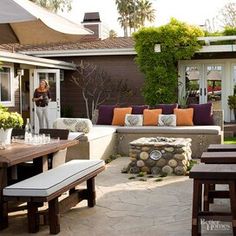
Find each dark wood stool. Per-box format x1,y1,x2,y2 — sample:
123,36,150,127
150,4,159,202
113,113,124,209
207,144,236,152
189,163,236,236
201,151,236,208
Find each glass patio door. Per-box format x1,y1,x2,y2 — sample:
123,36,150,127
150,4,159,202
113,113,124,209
183,64,222,109
184,65,203,104
204,65,222,110
31,69,60,133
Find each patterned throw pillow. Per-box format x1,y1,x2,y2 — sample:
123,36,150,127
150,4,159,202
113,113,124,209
158,114,176,127
53,118,93,133
125,114,143,126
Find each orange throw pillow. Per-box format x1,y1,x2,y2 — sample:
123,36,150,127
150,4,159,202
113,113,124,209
112,107,132,126
143,109,162,126
174,108,194,126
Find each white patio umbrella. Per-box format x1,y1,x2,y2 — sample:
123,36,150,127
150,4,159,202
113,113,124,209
0,0,92,44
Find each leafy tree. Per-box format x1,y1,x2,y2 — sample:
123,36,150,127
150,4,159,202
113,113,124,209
134,19,203,105
30,0,72,12
116,0,155,37
217,2,236,28
109,30,118,38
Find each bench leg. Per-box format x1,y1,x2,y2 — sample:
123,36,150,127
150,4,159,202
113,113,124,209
87,178,96,207
229,181,236,235
48,198,60,234
0,200,8,230
27,202,39,233
192,179,202,236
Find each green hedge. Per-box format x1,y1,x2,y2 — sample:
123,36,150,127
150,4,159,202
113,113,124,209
133,18,203,105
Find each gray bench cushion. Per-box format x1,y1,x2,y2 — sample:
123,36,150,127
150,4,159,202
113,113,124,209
116,126,221,135
3,160,105,197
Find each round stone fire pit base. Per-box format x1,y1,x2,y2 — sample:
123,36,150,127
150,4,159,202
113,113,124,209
127,137,192,176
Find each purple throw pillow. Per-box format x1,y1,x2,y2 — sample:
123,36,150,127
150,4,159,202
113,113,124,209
132,105,149,114
154,104,178,114
188,103,214,125
97,105,116,125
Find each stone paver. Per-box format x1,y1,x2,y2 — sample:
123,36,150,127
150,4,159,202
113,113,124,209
1,157,233,236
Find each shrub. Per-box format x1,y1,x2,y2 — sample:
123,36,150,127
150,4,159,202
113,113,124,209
133,18,203,105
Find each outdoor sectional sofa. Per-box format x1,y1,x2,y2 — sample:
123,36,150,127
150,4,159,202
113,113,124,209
53,109,224,160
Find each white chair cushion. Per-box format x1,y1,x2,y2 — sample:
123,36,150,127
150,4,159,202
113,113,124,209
3,160,105,197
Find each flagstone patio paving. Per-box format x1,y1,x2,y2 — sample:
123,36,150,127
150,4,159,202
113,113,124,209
2,157,233,236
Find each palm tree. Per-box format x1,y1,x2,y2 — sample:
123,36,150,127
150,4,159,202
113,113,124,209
116,0,132,37
116,0,156,36
136,0,156,27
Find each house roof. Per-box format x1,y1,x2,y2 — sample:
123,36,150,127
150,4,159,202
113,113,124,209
0,37,134,52
0,37,136,57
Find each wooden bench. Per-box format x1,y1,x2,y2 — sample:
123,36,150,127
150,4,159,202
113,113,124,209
3,160,105,234
189,163,236,236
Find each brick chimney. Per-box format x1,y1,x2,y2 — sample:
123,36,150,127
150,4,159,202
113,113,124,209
81,12,101,39
81,12,109,40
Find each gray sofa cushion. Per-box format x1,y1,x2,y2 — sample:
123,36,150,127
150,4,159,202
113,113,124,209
116,126,221,135
3,160,104,197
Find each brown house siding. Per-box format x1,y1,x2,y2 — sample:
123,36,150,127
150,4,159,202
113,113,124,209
56,55,145,118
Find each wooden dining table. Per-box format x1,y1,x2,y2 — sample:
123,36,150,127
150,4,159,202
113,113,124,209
0,139,79,230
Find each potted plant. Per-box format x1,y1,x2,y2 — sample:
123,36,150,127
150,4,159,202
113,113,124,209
228,95,236,122
0,105,23,144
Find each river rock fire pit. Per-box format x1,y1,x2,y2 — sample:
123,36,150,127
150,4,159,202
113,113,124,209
127,137,192,176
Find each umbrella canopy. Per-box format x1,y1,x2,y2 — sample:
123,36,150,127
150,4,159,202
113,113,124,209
0,0,92,45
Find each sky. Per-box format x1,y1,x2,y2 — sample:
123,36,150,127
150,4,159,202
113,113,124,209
61,0,233,36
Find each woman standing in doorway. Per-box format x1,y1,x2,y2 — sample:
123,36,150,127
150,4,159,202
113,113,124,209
33,80,51,129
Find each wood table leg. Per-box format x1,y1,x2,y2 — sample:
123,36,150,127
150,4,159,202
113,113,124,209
49,198,60,234
42,155,49,172
0,167,8,230
87,178,96,207
192,179,202,236
229,181,236,235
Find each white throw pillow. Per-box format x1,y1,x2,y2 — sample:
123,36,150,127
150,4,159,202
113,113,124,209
125,114,143,126
158,114,176,127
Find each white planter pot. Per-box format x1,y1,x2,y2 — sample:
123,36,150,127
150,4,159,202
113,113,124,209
0,128,13,145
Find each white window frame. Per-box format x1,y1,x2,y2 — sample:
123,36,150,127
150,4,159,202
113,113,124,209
0,64,15,107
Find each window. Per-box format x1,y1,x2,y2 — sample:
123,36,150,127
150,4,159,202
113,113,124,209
0,66,14,106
